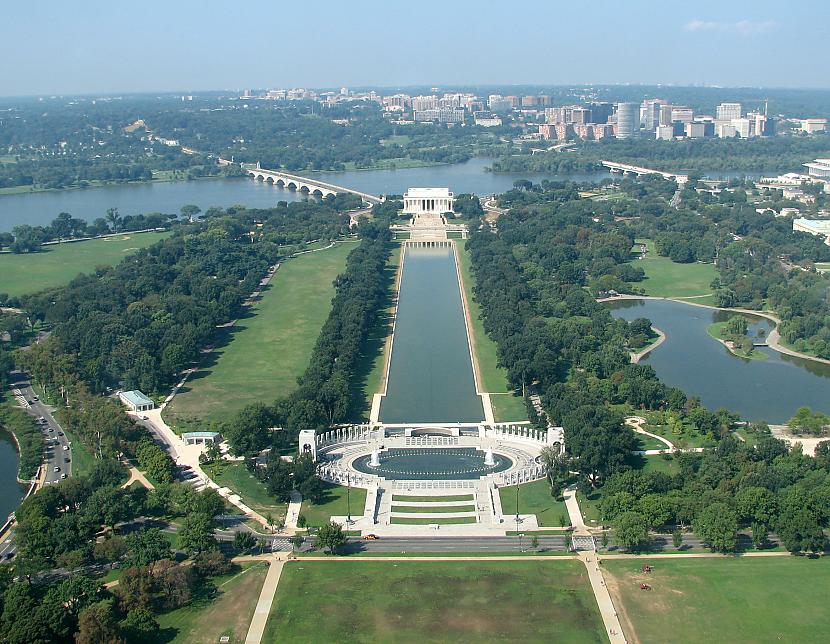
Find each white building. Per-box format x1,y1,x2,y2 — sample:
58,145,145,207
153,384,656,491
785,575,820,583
716,123,738,138
803,159,830,180
716,102,742,120
655,125,675,140
793,218,830,245
119,390,154,412
731,117,751,138
800,119,827,134
475,114,502,127
402,188,455,215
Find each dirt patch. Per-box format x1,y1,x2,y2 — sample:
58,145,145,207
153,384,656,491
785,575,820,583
604,568,641,644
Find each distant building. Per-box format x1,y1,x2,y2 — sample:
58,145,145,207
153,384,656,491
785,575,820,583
803,159,830,179
615,102,638,139
731,117,752,138
671,107,694,123
402,188,455,215
488,95,513,113
571,107,590,125
716,123,738,138
589,102,614,124
800,119,827,133
658,103,673,127
685,122,707,138
119,390,154,412
716,102,742,120
793,218,830,244
474,113,502,127
412,95,439,111
656,125,675,140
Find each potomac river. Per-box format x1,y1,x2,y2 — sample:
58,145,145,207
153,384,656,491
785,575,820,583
607,298,830,424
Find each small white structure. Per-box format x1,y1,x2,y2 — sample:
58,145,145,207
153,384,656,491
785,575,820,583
182,431,220,446
299,429,318,461
119,390,154,412
402,187,454,215
793,218,830,245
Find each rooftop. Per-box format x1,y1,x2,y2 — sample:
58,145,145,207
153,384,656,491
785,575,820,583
403,187,453,197
119,390,154,407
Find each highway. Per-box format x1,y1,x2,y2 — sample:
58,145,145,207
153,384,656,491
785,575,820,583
1,373,73,560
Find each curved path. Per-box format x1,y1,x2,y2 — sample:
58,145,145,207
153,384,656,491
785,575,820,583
630,327,666,364
599,295,830,367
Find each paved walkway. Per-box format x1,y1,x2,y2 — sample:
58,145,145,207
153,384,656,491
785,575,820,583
244,553,289,644
284,490,302,530
625,417,674,449
581,552,627,642
121,466,155,490
563,484,587,532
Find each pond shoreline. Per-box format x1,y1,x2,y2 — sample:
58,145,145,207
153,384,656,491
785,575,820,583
599,295,830,367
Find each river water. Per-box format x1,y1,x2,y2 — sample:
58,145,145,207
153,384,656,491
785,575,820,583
0,432,25,521
379,246,484,424
0,158,610,232
607,299,830,423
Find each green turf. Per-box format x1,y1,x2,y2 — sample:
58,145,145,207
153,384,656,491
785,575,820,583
391,494,474,502
202,461,287,521
632,238,718,298
605,557,830,644
706,321,768,361
499,479,569,527
348,245,401,421
392,505,476,514
300,481,367,527
265,560,605,643
634,434,669,451
153,562,269,643
164,242,355,423
390,516,479,525
0,231,171,296
490,394,529,422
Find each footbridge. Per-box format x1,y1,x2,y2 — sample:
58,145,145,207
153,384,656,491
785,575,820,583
601,160,689,184
243,163,383,204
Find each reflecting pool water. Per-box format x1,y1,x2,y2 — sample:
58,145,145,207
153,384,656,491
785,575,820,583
353,447,512,480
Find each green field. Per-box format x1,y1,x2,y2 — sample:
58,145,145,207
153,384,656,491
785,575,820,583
0,231,171,296
300,481,367,527
164,242,355,424
605,557,830,644
153,562,269,643
265,560,605,643
202,461,287,521
392,505,476,514
391,494,474,503
457,244,527,421
499,479,569,527
632,238,718,299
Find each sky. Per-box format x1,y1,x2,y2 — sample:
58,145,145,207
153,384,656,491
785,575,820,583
2,0,828,96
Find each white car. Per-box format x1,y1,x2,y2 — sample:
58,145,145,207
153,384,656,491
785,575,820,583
62,445,69,451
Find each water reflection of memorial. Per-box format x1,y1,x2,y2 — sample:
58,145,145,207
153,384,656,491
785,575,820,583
353,447,513,480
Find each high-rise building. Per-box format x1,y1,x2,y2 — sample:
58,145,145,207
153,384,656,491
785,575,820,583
615,102,638,139
685,122,706,138
572,107,590,125
641,100,663,131
671,107,694,123
731,118,751,138
412,95,439,111
488,95,513,113
716,102,742,121
589,102,614,124
658,104,673,127
656,125,675,140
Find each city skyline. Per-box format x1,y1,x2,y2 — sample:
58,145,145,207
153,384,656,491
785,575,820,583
2,0,829,96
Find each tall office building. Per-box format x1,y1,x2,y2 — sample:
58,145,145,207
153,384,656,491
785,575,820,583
716,102,742,121
642,100,663,131
615,102,638,139
658,103,673,127
572,107,590,125
589,102,614,124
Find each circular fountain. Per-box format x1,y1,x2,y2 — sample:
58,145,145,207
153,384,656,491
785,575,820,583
352,447,512,480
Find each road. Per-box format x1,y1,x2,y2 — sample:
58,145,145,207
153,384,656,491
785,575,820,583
10,375,72,484
1,373,73,560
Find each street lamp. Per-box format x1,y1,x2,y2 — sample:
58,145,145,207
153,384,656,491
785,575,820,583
346,473,352,525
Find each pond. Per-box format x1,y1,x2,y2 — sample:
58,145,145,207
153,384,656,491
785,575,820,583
379,245,485,424
607,298,830,423
352,447,512,480
0,432,25,522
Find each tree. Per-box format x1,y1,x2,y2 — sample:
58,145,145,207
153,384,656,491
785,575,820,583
178,512,217,555
75,600,124,644
116,566,154,611
776,509,827,554
751,522,768,549
614,512,650,552
693,503,738,553
105,207,122,233
672,528,683,550
180,204,201,222
316,521,346,554
125,528,172,567
289,535,305,552
120,608,159,642
234,531,257,553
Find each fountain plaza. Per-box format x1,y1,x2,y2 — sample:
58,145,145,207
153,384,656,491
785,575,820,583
299,423,564,536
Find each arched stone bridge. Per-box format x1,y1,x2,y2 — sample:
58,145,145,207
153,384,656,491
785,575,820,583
243,163,383,204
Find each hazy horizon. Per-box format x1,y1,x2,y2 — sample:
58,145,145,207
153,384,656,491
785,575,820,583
3,0,828,96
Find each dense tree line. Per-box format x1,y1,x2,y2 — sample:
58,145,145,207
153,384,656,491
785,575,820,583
222,220,392,455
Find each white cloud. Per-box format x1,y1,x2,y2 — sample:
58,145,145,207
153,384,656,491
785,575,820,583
684,19,776,35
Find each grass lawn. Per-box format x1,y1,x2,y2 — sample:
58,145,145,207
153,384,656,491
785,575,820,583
265,560,605,643
490,393,529,422
164,241,355,424
498,479,569,527
391,494,474,503
0,231,170,297
605,557,830,644
391,504,476,514
706,321,768,361
457,244,527,421
634,434,669,451
640,454,681,475
153,562,269,643
348,244,401,421
300,481,367,527
632,238,717,298
202,461,287,521
390,516,478,525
